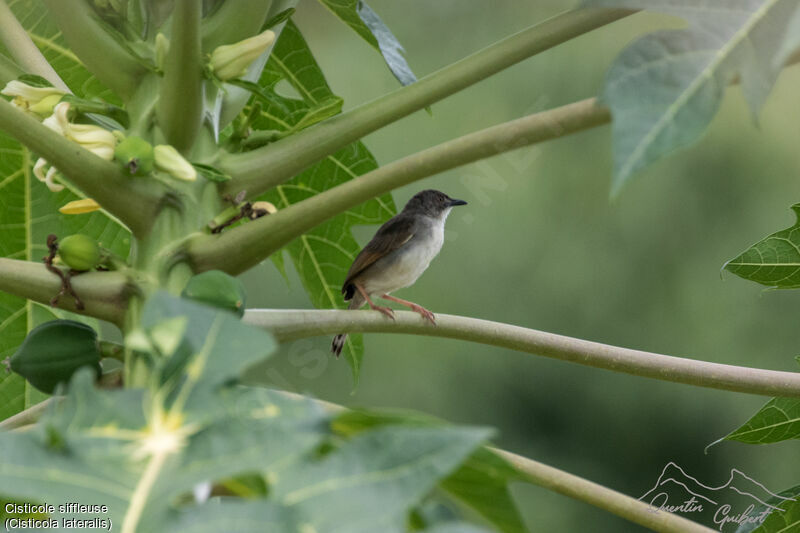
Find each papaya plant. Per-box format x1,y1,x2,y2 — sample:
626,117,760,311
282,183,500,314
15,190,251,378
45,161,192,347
0,1,798,532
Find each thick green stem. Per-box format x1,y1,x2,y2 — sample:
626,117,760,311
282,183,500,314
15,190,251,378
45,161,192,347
243,309,800,398
43,0,147,100
191,98,609,273
0,53,23,85
0,98,162,236
0,0,68,90
492,449,715,533
157,0,203,152
218,8,634,197
0,258,130,326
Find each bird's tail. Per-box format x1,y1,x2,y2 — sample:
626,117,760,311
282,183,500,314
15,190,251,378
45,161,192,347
331,292,364,357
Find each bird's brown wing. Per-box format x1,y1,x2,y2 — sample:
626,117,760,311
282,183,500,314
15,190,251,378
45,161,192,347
342,213,415,296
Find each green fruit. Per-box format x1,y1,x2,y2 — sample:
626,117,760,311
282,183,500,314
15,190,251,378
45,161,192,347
182,270,246,317
9,320,101,394
114,135,154,176
57,234,100,271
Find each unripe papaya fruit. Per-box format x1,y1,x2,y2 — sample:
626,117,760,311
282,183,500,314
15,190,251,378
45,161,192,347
182,270,246,317
57,234,100,271
114,135,154,176
8,320,101,393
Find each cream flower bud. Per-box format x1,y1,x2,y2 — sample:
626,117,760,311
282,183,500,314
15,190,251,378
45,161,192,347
67,123,118,149
209,29,275,80
154,145,197,181
1,81,65,113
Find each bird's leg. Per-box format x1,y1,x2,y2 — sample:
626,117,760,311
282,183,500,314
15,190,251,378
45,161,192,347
381,294,436,325
356,283,395,320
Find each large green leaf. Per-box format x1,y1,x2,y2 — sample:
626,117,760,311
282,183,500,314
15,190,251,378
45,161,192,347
586,0,800,193
316,0,417,86
725,204,800,288
0,294,492,532
719,397,800,445
0,2,129,421
0,294,311,531
333,409,528,533
169,425,491,533
735,484,800,533
248,20,397,383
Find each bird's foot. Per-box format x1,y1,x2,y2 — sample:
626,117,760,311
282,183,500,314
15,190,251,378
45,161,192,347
371,304,395,320
410,304,436,325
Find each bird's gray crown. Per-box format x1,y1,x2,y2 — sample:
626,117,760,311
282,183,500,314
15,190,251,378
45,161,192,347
402,189,467,217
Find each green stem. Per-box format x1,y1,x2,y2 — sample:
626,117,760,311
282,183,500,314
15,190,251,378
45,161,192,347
0,53,23,86
191,97,609,274
157,0,203,152
99,341,125,361
0,98,162,236
43,0,147,100
492,449,715,533
0,0,69,90
218,7,635,198
243,309,800,398
0,258,130,326
0,399,52,431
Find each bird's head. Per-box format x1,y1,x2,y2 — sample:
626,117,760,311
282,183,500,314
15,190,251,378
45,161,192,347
403,189,467,219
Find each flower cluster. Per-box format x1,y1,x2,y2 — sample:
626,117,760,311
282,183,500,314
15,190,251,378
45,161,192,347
36,101,117,192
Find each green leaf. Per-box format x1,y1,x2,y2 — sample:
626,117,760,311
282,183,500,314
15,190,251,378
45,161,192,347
0,298,493,533
170,425,491,533
721,397,800,445
247,20,397,383
734,484,800,533
725,204,800,288
586,0,800,193
192,163,232,183
317,0,417,86
0,296,328,532
333,409,528,533
0,0,129,422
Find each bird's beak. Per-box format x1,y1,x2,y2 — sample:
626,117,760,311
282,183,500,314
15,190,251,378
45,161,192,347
448,198,467,207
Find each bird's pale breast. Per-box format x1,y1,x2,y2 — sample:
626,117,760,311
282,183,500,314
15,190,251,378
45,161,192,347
361,221,444,296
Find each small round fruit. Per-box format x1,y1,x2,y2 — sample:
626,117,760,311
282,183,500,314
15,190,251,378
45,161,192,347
182,270,246,317
9,320,101,394
114,135,154,176
57,234,101,271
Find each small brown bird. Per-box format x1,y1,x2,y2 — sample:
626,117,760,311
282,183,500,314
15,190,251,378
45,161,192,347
331,189,467,356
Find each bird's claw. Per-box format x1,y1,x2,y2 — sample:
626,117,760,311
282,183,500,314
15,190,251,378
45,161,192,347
373,305,395,320
411,304,436,325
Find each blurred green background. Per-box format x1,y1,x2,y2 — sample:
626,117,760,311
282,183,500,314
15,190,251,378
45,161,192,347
240,1,800,531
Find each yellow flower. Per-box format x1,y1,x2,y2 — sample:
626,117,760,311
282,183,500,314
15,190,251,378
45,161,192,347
209,29,276,80
59,198,101,214
1,80,65,116
154,144,196,181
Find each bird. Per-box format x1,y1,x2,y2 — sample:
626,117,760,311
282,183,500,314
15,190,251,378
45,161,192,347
331,189,467,356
